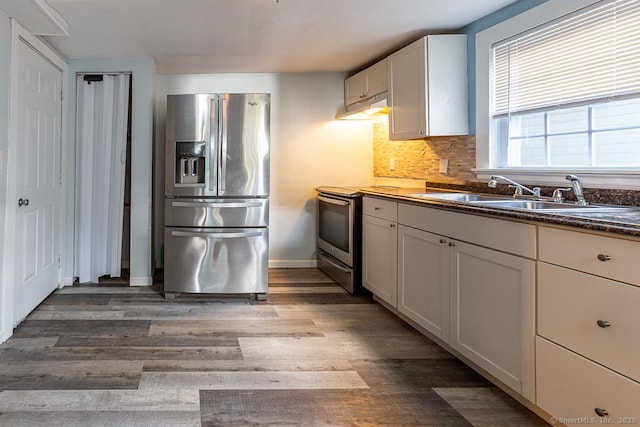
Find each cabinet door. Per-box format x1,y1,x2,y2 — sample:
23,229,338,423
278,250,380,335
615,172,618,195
362,214,398,307
449,241,535,401
366,58,388,98
388,37,427,140
398,225,449,341
345,71,366,105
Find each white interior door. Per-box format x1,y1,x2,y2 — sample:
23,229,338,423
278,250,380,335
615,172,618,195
12,38,63,325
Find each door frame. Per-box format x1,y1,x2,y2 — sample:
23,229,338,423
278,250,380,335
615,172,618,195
0,20,68,342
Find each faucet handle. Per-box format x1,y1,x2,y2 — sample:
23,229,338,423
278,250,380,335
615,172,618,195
508,184,523,197
552,187,572,203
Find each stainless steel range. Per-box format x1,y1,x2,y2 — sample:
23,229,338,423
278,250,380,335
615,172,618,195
164,93,270,299
316,186,363,294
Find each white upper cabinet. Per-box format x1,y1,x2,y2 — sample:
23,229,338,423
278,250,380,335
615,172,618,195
388,35,468,139
344,58,388,106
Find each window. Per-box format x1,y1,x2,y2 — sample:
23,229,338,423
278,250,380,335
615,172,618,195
490,0,640,169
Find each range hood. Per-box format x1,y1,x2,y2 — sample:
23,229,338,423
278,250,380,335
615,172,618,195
335,92,389,120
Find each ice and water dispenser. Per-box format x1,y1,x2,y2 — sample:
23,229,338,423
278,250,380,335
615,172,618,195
175,141,205,184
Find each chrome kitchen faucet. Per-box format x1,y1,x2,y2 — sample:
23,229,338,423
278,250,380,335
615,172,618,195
488,175,541,198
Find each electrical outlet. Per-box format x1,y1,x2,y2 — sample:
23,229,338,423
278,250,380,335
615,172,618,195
439,159,449,174
390,158,395,171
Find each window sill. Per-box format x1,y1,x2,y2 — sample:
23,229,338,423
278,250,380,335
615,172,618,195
473,168,640,190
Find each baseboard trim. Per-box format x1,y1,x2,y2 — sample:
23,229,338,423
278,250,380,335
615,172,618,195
268,260,318,268
129,276,153,287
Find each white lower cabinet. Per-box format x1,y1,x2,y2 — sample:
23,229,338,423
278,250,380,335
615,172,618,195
449,240,536,401
536,226,640,423
362,213,398,307
395,203,536,401
397,225,449,341
362,198,640,418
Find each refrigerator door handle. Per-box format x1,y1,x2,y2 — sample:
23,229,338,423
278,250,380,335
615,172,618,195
219,97,228,194
209,95,219,193
171,230,263,239
171,201,263,208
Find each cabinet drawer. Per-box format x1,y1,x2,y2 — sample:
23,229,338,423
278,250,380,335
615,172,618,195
539,226,640,286
538,262,640,382
537,337,640,425
363,197,398,222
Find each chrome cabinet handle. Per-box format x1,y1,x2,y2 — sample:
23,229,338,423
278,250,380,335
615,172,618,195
595,408,609,417
448,242,456,247
596,320,611,328
390,223,396,228
374,207,381,211
18,198,29,207
597,254,611,262
439,239,447,244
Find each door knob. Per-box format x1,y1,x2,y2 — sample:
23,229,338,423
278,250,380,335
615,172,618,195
18,198,29,207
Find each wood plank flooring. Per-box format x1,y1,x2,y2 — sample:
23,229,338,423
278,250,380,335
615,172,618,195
0,268,548,426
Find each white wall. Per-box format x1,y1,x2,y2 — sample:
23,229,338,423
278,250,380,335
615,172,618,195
155,73,374,267
65,58,155,286
0,10,11,342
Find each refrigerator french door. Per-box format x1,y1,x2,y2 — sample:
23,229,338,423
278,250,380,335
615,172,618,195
164,93,270,297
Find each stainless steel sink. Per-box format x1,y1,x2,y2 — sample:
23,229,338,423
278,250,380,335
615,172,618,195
409,192,510,202
409,192,634,212
474,199,633,212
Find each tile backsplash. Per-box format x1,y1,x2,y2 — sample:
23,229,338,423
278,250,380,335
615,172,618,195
373,118,477,183
371,118,639,206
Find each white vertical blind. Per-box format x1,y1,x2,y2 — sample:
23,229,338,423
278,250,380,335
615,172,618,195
75,73,130,283
491,0,640,116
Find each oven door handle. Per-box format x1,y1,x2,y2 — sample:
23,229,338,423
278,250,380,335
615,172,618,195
320,253,351,273
318,195,349,206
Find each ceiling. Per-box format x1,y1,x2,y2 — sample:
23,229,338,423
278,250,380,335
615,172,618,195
1,0,519,74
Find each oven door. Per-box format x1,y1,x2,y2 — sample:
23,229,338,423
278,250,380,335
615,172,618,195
317,195,354,267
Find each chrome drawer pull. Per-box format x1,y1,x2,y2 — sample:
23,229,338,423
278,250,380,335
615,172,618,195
448,242,456,247
374,207,381,211
439,239,446,244
595,408,609,417
596,320,611,328
597,254,611,262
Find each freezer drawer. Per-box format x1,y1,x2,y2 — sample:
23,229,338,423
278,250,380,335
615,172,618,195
164,227,268,295
165,198,268,227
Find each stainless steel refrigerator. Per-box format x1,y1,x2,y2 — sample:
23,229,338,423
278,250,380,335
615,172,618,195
164,93,270,298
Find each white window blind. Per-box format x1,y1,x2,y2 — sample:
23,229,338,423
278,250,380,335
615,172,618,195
491,0,640,117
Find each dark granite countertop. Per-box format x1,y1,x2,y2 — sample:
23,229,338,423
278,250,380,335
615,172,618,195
359,186,640,239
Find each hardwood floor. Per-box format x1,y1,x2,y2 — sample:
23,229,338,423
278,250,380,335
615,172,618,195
0,269,548,426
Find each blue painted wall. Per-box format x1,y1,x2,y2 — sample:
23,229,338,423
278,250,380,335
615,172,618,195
460,0,549,133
